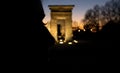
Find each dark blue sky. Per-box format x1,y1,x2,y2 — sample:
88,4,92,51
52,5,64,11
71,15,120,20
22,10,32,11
42,0,110,23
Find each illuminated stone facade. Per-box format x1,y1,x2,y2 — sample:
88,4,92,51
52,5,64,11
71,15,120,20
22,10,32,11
48,5,74,42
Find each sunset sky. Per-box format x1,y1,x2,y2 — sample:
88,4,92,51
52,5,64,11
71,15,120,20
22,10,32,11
42,0,110,23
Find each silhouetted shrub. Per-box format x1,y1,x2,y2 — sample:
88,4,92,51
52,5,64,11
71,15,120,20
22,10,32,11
100,20,120,40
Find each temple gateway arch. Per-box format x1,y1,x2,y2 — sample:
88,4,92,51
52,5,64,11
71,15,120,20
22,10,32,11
48,5,74,43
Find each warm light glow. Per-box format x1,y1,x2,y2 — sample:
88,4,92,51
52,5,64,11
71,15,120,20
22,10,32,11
90,28,97,32
73,40,78,43
68,42,72,45
59,41,64,44
78,29,81,32
60,39,63,42
83,29,86,31
43,19,47,24
59,39,64,44
78,22,84,30
58,36,62,38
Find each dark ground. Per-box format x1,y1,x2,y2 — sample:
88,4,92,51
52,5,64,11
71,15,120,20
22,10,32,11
48,37,119,65
48,39,97,64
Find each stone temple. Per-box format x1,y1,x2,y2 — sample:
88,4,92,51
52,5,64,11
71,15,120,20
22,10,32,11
48,5,74,43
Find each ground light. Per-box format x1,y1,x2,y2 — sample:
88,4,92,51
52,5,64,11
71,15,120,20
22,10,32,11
83,29,86,31
73,40,78,43
78,29,81,32
59,41,64,44
58,39,79,45
68,41,73,45
59,39,64,44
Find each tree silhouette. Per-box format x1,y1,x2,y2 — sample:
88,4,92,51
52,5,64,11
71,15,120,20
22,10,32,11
83,9,96,30
83,0,120,31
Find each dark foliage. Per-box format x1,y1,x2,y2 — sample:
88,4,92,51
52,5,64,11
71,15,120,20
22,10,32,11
99,20,120,40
